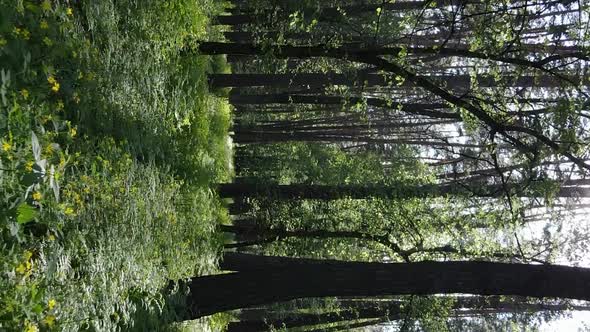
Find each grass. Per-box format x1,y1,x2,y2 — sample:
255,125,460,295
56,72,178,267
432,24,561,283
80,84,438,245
0,0,232,331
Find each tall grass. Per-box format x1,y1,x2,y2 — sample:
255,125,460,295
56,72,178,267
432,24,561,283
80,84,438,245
0,0,231,330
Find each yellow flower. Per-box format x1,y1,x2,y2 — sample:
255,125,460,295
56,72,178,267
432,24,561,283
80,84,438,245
48,234,55,241
48,299,57,310
51,83,60,93
64,207,75,217
13,27,21,36
47,76,56,85
43,315,56,327
56,100,64,110
70,127,77,138
43,37,53,46
24,250,33,260
21,29,30,40
41,0,51,11
66,7,73,16
40,20,49,30
72,92,80,104
25,321,39,332
0,37,7,47
21,89,29,99
45,144,54,155
1,141,10,152
16,263,26,274
25,161,34,171
32,191,42,201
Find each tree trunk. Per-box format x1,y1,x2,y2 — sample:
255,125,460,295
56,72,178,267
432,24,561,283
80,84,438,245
213,73,583,89
217,182,586,200
184,252,590,318
214,15,253,26
228,93,456,119
197,42,587,78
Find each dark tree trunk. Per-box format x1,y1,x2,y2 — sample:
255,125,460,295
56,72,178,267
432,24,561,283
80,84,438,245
226,309,393,332
229,93,457,119
184,253,590,318
214,15,253,26
217,182,586,200
212,73,583,89
227,298,584,332
197,42,587,77
232,131,484,148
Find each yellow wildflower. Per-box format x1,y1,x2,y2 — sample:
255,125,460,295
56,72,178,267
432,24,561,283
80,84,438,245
43,37,53,46
47,75,63,91
64,207,75,217
70,127,77,138
41,0,51,11
40,20,49,30
0,38,6,47
13,27,21,36
24,250,33,260
72,92,80,104
43,315,56,327
25,161,34,171
56,100,64,110
1,141,10,152
16,263,26,274
48,234,55,241
21,29,30,40
32,191,42,201
25,321,39,332
45,144,54,155
48,299,57,310
20,89,29,99
66,7,73,16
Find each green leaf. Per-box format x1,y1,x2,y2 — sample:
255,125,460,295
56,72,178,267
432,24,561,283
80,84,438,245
31,131,41,161
16,203,37,224
32,304,43,314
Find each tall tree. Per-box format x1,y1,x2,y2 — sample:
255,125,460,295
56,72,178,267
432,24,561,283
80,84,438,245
182,252,590,318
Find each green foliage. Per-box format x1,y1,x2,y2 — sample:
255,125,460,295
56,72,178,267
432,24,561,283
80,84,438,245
0,0,231,330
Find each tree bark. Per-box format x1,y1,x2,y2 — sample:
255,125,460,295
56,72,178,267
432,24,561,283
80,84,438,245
212,73,585,89
185,252,590,318
228,93,457,119
217,182,587,200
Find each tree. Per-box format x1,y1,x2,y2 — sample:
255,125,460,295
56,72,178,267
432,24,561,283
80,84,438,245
182,252,590,318
227,295,588,332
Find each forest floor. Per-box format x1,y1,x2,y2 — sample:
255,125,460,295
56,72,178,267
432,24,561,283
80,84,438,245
0,1,232,331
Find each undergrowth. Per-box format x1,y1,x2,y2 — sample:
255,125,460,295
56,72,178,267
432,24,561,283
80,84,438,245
0,0,232,331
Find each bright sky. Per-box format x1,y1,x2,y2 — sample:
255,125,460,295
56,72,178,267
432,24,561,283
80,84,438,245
542,311,590,331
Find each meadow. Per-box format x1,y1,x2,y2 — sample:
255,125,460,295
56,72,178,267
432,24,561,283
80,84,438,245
0,1,232,330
